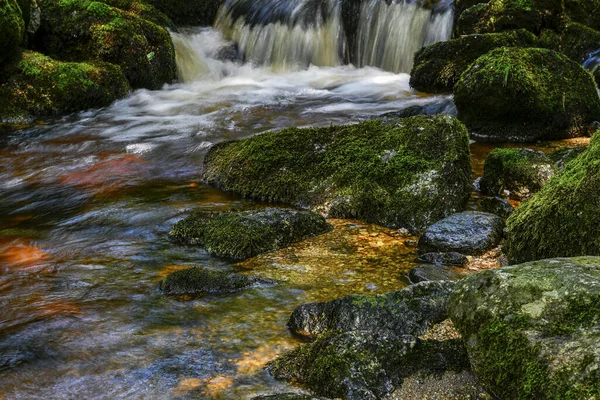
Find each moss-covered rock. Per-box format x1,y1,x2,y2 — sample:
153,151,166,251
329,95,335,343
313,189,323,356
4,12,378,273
454,0,491,18
454,47,600,142
203,116,472,233
594,67,600,87
539,23,600,64
169,208,332,260
410,29,537,94
504,133,600,263
448,257,600,399
564,0,600,31
145,0,222,26
98,0,176,29
159,266,275,295
0,0,25,67
37,0,176,89
0,51,130,123
479,148,557,200
548,146,587,170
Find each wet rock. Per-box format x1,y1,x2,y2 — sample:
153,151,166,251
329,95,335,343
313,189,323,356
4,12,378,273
287,281,455,339
418,212,504,256
0,0,25,67
169,208,332,260
407,265,467,283
548,146,586,170
145,0,222,26
417,252,468,267
159,267,275,295
505,133,600,263
379,99,456,119
479,196,513,219
0,51,130,123
539,22,600,65
410,29,537,93
99,0,177,30
215,42,241,62
454,47,600,142
448,257,600,399
203,115,472,233
479,148,557,201
252,395,326,400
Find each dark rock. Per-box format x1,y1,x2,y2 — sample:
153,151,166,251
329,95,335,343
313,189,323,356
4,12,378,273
539,22,600,64
287,281,455,339
146,0,223,26
169,208,332,260
479,196,513,219
159,267,275,295
215,42,241,62
252,394,327,400
505,133,600,263
454,47,600,142
418,211,504,256
379,99,456,119
417,252,469,267
479,148,557,200
448,257,600,399
548,147,586,170
203,115,473,233
408,265,468,283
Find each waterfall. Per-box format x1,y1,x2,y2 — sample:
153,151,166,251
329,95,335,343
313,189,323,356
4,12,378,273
213,0,454,73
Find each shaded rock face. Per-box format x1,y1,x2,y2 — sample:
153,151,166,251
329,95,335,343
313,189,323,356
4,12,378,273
159,267,275,295
454,47,600,142
417,252,468,267
505,133,600,263
203,116,473,233
410,29,537,94
169,208,332,260
287,281,456,339
0,0,25,67
448,257,600,399
479,148,557,201
479,196,513,219
418,212,504,256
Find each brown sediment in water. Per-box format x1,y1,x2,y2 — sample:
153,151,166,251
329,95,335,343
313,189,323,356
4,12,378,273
0,238,50,271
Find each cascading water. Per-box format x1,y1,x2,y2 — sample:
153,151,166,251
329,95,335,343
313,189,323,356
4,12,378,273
215,0,454,72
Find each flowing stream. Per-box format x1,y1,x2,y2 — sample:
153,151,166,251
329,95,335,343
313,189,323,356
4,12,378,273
0,1,457,398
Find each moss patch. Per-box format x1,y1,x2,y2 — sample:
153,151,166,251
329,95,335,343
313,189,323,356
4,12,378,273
0,0,25,67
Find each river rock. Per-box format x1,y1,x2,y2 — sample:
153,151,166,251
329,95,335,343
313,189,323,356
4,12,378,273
418,212,504,256
417,252,468,267
203,115,472,233
548,146,586,170
0,0,25,68
252,395,327,400
169,208,332,260
454,47,600,142
448,257,600,399
410,29,537,93
287,281,455,339
407,265,467,283
479,148,557,200
159,267,275,295
479,196,513,219
539,23,600,64
505,133,600,263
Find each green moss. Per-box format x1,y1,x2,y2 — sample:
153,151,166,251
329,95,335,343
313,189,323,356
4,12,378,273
410,29,537,93
0,51,130,123
454,47,600,142
203,116,472,232
563,0,600,31
505,133,600,263
0,0,25,67
539,23,600,64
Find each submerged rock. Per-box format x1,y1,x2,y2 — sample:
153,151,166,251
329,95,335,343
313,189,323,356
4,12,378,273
159,267,275,295
448,257,600,399
417,252,469,267
169,208,332,260
0,0,25,68
479,196,513,219
505,133,600,263
418,212,504,256
407,265,468,283
0,51,130,123
454,47,600,142
203,116,472,233
287,281,455,339
410,29,537,93
479,148,557,200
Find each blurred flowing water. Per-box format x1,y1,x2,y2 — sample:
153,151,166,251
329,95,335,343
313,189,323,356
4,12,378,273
0,2,456,397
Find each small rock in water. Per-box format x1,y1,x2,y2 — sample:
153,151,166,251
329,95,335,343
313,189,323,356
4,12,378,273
408,265,468,283
417,252,468,267
159,267,275,295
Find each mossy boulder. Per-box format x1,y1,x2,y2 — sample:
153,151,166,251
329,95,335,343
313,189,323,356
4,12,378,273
504,133,600,263
448,257,600,399
410,29,537,94
0,51,130,123
479,148,557,200
0,0,25,67
37,0,176,89
203,116,472,233
159,267,275,295
539,23,600,64
564,0,600,31
287,281,456,339
454,47,600,142
98,0,176,29
454,0,491,18
145,0,223,26
169,208,332,260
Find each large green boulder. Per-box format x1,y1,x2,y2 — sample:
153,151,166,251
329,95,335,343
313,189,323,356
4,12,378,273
0,51,130,123
169,208,332,260
410,29,537,94
203,116,472,233
454,47,600,142
0,0,25,67
505,133,600,263
145,0,222,26
448,257,600,399
37,0,176,89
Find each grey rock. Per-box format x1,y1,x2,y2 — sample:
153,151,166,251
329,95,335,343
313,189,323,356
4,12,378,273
479,196,513,219
159,267,275,295
408,265,468,283
417,252,469,266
